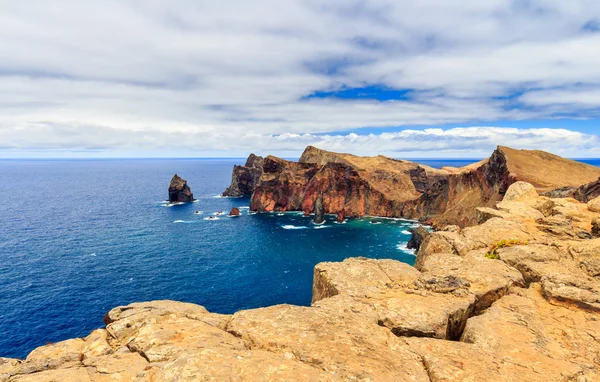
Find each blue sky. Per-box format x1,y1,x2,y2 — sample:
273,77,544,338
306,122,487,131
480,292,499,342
0,1,600,158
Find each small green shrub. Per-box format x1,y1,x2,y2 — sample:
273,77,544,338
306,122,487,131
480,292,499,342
485,239,528,260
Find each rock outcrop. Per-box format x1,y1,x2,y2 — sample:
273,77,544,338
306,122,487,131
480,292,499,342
544,177,600,203
222,154,264,197
168,174,194,203
229,207,241,217
407,225,430,252
4,182,600,381
235,145,600,228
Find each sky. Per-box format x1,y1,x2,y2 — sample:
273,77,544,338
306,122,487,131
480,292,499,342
1,0,600,159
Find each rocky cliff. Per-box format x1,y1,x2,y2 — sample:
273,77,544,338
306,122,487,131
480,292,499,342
167,174,194,203
3,183,600,381
222,154,264,197
249,146,448,218
238,145,600,228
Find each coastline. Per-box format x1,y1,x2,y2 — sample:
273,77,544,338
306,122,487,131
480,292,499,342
3,181,600,381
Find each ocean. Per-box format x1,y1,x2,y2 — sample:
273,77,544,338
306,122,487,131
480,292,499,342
0,158,597,359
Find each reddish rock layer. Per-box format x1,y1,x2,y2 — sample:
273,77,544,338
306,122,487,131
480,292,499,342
237,146,600,228
222,154,264,197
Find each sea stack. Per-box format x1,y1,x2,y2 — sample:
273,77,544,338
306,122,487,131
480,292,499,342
336,209,345,223
313,194,325,224
168,174,194,203
229,207,241,217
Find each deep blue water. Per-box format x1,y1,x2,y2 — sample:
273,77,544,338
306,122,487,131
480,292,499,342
1,157,597,359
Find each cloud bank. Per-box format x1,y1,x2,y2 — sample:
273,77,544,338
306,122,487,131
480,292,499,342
1,1,600,157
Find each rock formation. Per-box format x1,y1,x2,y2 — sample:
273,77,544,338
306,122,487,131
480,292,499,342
336,209,345,223
239,145,600,228
544,177,600,203
222,154,264,197
313,194,324,224
229,207,241,217
5,181,600,381
407,225,430,252
167,174,194,203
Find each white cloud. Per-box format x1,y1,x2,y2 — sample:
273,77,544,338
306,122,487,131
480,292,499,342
0,1,600,156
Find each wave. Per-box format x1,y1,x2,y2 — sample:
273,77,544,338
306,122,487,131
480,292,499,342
396,241,416,255
213,194,242,199
238,206,250,209
314,225,330,229
401,230,412,235
173,220,186,223
282,225,308,230
204,217,220,221
212,211,226,216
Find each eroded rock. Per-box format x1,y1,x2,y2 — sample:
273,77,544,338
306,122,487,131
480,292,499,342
168,174,194,203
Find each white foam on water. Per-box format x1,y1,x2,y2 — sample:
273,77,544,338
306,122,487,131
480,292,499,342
277,213,284,216
173,220,186,223
90,253,97,257
396,241,417,255
193,211,204,215
204,217,220,221
282,225,308,230
238,206,250,209
213,211,226,216
314,225,330,229
401,230,412,235
370,221,382,225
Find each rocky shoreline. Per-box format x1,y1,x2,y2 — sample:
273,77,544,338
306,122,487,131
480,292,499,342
2,180,600,381
3,147,600,381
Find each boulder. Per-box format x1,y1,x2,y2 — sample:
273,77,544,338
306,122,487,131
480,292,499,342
503,181,539,202
593,218,600,238
336,209,345,223
168,174,194,203
588,196,600,213
229,207,241,217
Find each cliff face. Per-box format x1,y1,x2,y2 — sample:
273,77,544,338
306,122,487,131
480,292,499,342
168,174,194,203
5,182,600,381
243,145,600,228
250,146,448,218
222,154,264,197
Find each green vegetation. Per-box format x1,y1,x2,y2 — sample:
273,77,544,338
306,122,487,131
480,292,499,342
485,239,528,260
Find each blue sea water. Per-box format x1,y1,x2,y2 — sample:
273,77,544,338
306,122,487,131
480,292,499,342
0,157,597,359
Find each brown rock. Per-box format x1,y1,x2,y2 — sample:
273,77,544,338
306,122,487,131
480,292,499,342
336,209,345,222
502,181,539,202
592,218,600,238
168,174,194,203
588,196,600,213
227,304,430,381
407,225,430,252
460,284,600,381
229,207,241,216
313,193,325,224
149,349,331,381
222,154,264,197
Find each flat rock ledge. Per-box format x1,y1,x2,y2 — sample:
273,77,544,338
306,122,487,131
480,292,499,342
3,182,600,381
